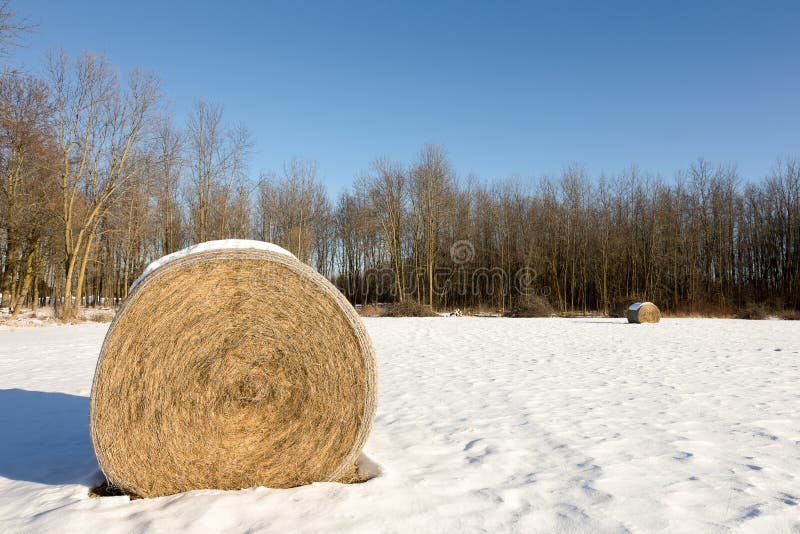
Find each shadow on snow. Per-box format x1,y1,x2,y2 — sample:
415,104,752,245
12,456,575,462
0,388,100,486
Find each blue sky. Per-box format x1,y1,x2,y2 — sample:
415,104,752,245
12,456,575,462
11,0,800,193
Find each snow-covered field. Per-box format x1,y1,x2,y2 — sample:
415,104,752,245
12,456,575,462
1,318,799,533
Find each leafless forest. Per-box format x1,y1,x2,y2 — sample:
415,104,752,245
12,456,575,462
1,25,798,318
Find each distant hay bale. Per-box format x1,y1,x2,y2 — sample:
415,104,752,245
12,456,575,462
627,301,661,323
90,241,377,498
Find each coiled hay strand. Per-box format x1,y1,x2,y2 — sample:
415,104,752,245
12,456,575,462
90,245,377,498
627,301,661,323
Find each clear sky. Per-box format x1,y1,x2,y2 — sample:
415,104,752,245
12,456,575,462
11,0,800,193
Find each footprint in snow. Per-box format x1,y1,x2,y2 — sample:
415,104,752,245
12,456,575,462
737,505,761,521
464,438,482,451
752,430,779,441
464,438,493,463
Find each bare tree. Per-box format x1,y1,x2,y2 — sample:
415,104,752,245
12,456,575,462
410,144,453,307
153,120,184,254
256,159,328,262
365,156,407,301
185,100,251,242
0,71,54,313
50,51,161,317
0,0,32,59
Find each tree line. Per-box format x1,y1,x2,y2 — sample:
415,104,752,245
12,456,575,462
1,50,798,318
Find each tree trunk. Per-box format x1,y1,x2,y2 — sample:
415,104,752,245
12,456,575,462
10,239,39,318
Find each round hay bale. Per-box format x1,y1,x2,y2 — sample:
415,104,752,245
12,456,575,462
627,301,661,323
90,240,377,498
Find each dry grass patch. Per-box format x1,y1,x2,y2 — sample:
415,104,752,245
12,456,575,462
383,301,437,317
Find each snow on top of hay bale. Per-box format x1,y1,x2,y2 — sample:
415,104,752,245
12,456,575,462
130,239,295,291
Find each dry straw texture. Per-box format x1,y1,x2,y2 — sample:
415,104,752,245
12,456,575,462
90,247,377,498
627,302,662,323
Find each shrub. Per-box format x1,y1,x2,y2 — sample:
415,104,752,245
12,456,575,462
383,301,437,317
736,304,768,320
608,296,640,318
672,302,736,318
357,304,384,317
504,296,555,318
